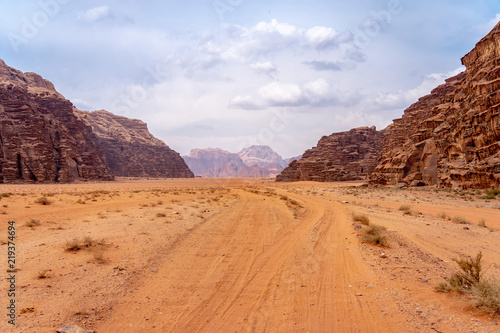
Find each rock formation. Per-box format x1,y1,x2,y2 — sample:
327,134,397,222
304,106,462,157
371,22,500,188
77,110,194,178
276,126,386,182
0,59,113,183
183,146,291,178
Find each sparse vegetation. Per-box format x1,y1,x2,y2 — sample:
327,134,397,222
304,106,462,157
398,205,411,214
25,219,41,227
35,196,52,205
361,224,387,246
478,219,487,228
436,251,500,315
83,236,94,247
156,213,167,217
352,214,370,225
91,246,106,264
64,238,81,251
437,212,448,220
451,216,470,225
37,270,49,279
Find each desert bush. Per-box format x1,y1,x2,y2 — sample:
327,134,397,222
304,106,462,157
64,238,81,251
437,212,448,220
361,224,387,246
437,252,500,315
35,197,52,205
452,252,483,288
37,270,49,279
156,213,167,217
398,205,411,215
352,214,370,225
25,219,41,227
83,236,94,247
478,219,487,228
452,216,470,225
472,280,500,315
92,246,106,264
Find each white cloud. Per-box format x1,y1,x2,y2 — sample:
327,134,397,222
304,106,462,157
250,61,277,76
254,19,298,37
375,67,465,109
306,26,340,49
79,6,111,23
476,14,500,34
228,95,262,110
259,81,305,106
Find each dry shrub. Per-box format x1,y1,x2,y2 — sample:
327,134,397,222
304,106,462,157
35,197,52,205
352,214,370,225
436,251,500,315
361,224,387,247
452,216,470,225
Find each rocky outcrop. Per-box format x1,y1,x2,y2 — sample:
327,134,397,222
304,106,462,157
77,110,194,178
0,59,113,183
371,22,500,188
276,126,386,182
183,146,288,178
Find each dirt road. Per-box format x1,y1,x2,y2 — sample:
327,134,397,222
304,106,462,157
96,189,394,332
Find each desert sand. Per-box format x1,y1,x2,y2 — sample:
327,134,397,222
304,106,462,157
0,178,499,332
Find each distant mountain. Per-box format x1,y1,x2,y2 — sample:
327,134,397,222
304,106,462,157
183,148,245,177
183,146,300,178
238,145,284,168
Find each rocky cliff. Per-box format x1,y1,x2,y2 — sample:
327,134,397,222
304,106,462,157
0,59,113,183
370,22,500,188
276,126,386,182
183,146,287,178
78,110,194,178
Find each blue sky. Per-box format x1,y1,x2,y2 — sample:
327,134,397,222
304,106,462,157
1,0,499,157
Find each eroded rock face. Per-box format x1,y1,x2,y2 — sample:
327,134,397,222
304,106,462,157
78,110,194,178
0,59,113,183
371,22,500,188
276,126,386,182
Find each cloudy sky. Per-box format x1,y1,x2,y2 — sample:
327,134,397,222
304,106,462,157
1,0,499,158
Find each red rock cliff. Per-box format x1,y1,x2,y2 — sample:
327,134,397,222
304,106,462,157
371,22,500,188
78,110,194,178
0,59,113,183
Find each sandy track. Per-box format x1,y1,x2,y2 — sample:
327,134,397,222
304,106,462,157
96,189,396,332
